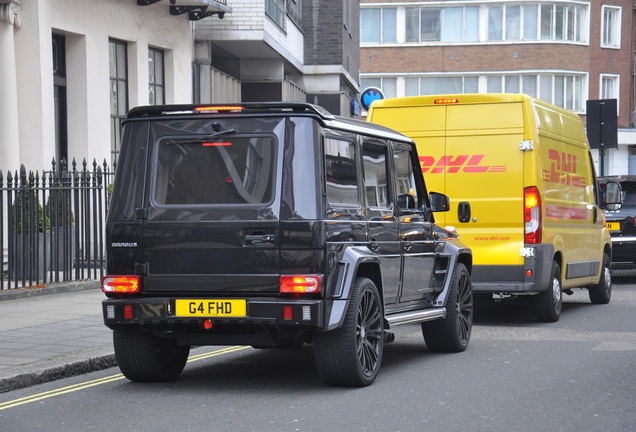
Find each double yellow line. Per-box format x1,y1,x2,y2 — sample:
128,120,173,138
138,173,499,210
0,346,249,411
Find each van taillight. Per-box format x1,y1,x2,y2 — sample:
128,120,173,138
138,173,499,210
524,186,542,244
101,275,141,294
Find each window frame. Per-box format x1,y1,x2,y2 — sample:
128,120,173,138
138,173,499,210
362,2,588,45
361,72,588,112
324,135,360,207
109,38,128,166
600,74,620,114
362,140,392,210
265,0,286,30
601,5,621,49
148,47,165,106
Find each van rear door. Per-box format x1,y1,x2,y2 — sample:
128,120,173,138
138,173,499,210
442,101,526,276
140,119,281,296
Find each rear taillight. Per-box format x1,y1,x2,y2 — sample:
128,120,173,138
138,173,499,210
280,275,321,294
101,275,141,294
524,186,542,244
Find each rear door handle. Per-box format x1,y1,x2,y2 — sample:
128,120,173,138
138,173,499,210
244,234,276,245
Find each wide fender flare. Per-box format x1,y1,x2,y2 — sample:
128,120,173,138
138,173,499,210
432,239,472,308
324,246,380,331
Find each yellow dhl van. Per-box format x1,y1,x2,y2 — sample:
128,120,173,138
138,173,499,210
367,93,621,322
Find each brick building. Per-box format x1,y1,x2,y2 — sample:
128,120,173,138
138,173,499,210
360,0,636,175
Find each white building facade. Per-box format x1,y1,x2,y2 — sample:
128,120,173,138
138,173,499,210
0,0,230,172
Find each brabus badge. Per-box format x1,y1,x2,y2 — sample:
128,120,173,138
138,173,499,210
111,242,138,248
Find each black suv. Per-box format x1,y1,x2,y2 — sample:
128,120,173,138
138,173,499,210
102,103,473,387
601,175,636,270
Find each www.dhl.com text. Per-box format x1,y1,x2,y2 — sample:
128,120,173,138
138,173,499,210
474,236,511,241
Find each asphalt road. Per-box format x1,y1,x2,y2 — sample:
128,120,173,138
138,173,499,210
1,274,635,432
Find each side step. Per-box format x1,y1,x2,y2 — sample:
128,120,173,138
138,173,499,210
386,307,446,326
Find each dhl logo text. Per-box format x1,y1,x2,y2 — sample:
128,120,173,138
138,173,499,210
419,155,506,174
542,149,586,187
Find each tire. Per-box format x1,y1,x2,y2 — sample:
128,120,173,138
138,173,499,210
534,261,562,322
113,328,190,382
313,277,384,387
589,252,612,304
421,263,473,352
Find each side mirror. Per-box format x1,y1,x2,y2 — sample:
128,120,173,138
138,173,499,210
603,181,622,210
430,192,450,212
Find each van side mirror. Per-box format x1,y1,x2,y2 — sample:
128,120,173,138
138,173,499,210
603,181,622,210
430,192,450,212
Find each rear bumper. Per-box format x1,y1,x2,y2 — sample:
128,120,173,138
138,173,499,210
469,244,552,294
610,236,636,268
102,297,326,344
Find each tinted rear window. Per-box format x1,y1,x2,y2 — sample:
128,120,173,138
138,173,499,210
153,134,276,205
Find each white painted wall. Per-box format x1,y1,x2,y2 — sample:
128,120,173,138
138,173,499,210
9,0,195,171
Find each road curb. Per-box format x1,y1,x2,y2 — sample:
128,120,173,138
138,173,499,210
0,280,100,301
0,354,117,394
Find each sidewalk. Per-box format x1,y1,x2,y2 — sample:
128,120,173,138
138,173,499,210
0,282,116,393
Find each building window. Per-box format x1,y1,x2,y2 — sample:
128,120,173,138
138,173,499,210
109,39,128,166
403,76,478,96
362,2,587,45
361,7,396,43
53,33,68,164
288,0,302,28
148,48,165,105
265,0,285,30
361,73,587,112
405,6,478,42
600,74,620,113
601,6,621,48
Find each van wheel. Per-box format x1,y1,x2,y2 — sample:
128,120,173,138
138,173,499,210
534,261,562,322
589,253,612,304
313,277,384,387
114,328,190,382
421,263,473,352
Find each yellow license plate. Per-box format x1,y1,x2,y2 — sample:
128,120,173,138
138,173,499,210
175,299,247,317
606,222,620,231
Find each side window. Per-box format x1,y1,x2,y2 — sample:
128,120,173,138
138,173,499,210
324,136,359,205
394,147,420,210
362,141,390,209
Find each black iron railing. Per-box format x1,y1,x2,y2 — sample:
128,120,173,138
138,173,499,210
1,158,115,289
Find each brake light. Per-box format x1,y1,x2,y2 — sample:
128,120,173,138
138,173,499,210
101,275,141,294
280,275,321,294
434,98,459,105
202,141,232,147
195,105,243,112
524,186,542,244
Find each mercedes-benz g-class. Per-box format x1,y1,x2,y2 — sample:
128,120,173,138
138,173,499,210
102,103,473,387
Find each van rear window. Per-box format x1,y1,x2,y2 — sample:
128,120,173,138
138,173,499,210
153,135,276,205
